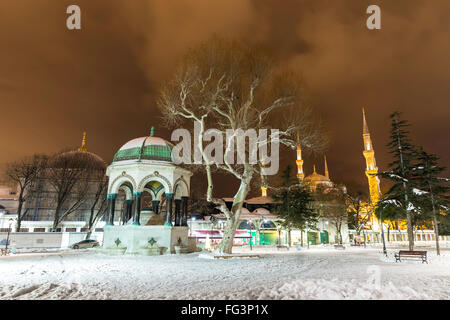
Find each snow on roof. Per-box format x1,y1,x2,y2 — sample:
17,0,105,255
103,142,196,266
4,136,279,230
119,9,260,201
245,196,274,204
413,188,428,195
252,207,271,216
387,173,408,182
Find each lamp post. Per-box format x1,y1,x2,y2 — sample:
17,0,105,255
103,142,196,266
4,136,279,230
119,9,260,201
306,225,310,249
379,209,387,256
249,221,253,251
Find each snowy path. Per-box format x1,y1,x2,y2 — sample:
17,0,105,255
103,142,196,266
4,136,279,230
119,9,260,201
0,248,449,299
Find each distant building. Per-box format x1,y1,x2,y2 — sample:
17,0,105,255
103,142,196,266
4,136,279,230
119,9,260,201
0,133,108,233
0,184,19,232
205,140,349,246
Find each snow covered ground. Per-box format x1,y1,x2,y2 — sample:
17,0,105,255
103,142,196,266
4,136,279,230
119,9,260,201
0,246,449,300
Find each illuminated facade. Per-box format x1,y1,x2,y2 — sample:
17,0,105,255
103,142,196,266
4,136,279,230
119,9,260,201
362,108,381,205
296,135,305,181
359,108,382,230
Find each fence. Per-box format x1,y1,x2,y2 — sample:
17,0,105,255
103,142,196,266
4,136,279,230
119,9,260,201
0,232,103,250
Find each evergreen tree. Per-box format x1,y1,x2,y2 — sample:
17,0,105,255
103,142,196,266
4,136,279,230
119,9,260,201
376,198,404,242
411,148,450,255
379,112,418,250
271,166,319,246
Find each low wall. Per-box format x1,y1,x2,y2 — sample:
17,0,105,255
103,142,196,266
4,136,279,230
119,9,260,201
0,232,103,249
103,225,189,254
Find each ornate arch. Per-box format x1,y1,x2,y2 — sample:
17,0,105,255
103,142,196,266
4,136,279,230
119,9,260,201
118,184,133,200
155,187,166,201
138,173,172,194
109,174,137,194
143,187,156,199
174,176,189,197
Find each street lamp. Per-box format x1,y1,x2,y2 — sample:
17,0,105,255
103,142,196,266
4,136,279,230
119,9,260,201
379,208,387,256
249,221,253,251
306,225,310,249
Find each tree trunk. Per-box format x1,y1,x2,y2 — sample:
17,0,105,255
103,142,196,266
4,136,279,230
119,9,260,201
217,176,251,254
433,216,440,256
288,227,291,247
429,185,440,255
405,209,414,251
218,214,239,254
15,194,24,232
256,226,261,245
52,205,61,232
394,116,414,251
15,202,23,232
300,230,304,246
86,208,95,240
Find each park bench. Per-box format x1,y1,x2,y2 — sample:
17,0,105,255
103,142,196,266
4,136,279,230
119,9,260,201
276,245,289,251
394,250,427,264
334,244,345,250
351,242,365,247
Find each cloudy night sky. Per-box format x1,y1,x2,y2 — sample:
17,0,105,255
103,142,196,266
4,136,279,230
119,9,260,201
0,0,449,196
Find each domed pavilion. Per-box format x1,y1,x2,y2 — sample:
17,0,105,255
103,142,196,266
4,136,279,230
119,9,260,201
104,127,193,254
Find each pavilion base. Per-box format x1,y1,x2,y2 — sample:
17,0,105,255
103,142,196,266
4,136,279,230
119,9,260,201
103,225,191,255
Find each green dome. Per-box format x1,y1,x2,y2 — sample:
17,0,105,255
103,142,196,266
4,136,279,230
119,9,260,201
113,136,173,163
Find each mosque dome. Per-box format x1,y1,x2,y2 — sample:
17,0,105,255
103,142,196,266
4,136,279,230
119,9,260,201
53,150,106,170
304,165,333,189
51,132,106,170
304,164,330,183
305,171,330,183
113,127,173,163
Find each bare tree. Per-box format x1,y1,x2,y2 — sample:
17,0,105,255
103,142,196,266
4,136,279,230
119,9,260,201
315,186,347,244
4,155,48,231
85,172,108,240
346,192,371,236
47,151,104,231
158,38,327,253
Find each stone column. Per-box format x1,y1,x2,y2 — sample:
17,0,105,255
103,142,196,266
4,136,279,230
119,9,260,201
181,196,189,226
165,193,173,226
132,192,142,225
125,199,133,222
152,200,160,215
174,199,182,226
107,193,117,225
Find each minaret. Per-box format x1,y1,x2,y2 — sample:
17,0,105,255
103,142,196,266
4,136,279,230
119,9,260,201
324,155,329,180
296,133,305,181
362,108,381,204
260,162,267,197
78,132,87,152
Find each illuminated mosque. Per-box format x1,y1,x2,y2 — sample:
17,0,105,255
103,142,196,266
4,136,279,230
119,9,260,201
350,109,436,243
210,130,349,247
1,109,440,249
